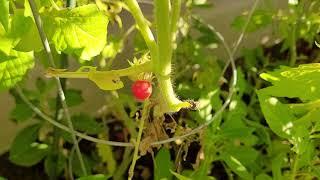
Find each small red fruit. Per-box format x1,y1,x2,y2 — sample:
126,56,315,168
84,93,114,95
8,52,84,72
131,80,152,101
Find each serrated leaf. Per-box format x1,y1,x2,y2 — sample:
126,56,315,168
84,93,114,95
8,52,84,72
0,0,9,31
10,103,34,122
155,148,173,180
0,50,34,90
9,124,49,166
42,4,109,60
71,113,103,134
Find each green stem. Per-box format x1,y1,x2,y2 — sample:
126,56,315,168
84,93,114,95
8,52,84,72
291,154,299,180
124,0,157,60
155,0,190,113
155,0,171,75
27,0,86,175
170,0,181,43
289,24,297,66
113,147,133,179
49,54,68,180
46,61,152,79
128,101,150,180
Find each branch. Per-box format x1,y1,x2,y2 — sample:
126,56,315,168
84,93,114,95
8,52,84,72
124,0,157,61
27,0,84,175
16,85,134,147
128,101,150,180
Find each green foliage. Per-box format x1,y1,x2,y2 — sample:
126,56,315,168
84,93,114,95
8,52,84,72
3,0,320,179
0,0,9,31
10,103,34,122
232,10,273,32
154,148,173,180
77,174,110,180
65,89,84,107
42,4,109,60
71,113,103,134
44,153,66,177
0,50,34,90
9,124,50,166
72,153,94,177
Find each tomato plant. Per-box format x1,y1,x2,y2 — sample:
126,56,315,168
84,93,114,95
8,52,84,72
1,0,320,179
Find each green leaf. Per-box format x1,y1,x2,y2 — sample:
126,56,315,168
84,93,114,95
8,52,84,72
257,92,296,138
256,174,272,180
221,154,253,180
9,124,49,166
14,19,43,52
170,170,192,180
0,0,9,31
259,64,320,101
77,174,111,180
0,36,14,55
65,89,84,107
231,10,272,33
155,148,173,180
10,103,34,122
42,4,109,60
71,113,103,134
0,50,34,90
0,176,7,180
72,153,93,177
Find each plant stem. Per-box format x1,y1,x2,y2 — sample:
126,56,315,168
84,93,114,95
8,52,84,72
50,54,68,180
289,24,297,66
124,0,157,60
113,147,133,179
170,0,181,43
155,0,171,75
46,61,152,79
27,0,86,175
128,101,150,180
291,154,299,180
16,85,134,147
155,0,190,113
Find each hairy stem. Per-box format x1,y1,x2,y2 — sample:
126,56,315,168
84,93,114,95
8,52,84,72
155,0,171,75
27,0,86,175
128,101,150,180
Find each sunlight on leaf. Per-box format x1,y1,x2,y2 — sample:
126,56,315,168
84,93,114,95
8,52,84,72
42,4,109,60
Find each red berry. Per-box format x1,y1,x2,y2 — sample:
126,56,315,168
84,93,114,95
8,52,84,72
131,80,152,101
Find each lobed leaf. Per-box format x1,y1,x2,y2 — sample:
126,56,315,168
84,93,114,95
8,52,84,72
42,4,109,60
